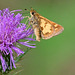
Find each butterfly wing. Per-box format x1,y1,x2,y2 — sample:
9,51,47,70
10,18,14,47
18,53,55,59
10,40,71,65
49,20,64,36
39,16,64,39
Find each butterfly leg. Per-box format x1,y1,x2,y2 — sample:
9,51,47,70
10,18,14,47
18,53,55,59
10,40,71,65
25,18,29,24
24,16,30,19
33,25,41,42
24,16,32,30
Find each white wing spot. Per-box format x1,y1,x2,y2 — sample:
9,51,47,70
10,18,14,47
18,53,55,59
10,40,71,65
55,28,58,30
54,24,58,27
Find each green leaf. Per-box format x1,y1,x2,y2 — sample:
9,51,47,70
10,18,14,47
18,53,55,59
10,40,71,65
15,47,32,63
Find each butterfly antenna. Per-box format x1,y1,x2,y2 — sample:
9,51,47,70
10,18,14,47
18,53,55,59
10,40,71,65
24,8,34,35
30,7,33,10
25,8,29,11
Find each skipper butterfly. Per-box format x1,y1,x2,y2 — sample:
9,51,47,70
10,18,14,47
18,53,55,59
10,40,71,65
25,8,64,42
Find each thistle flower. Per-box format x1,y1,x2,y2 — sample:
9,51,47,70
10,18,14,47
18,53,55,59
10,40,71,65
0,8,35,72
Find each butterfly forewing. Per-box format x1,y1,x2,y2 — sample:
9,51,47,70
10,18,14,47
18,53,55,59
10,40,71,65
39,16,64,39
39,16,55,39
49,20,64,36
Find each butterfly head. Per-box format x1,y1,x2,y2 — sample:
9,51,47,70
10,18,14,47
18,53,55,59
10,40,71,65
30,10,36,16
30,8,38,17
25,8,38,17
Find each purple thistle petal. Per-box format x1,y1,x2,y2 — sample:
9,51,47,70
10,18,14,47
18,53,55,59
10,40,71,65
8,47,16,69
11,46,24,56
0,10,2,16
0,53,8,72
18,42,36,48
25,38,35,41
10,10,22,13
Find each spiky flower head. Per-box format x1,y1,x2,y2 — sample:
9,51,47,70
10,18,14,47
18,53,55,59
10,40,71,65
0,8,35,72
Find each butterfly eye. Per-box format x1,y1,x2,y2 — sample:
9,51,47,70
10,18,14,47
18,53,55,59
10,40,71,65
32,12,34,15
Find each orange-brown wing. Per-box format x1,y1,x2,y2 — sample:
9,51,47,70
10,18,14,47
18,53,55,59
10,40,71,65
39,16,64,39
49,20,64,36
39,16,55,39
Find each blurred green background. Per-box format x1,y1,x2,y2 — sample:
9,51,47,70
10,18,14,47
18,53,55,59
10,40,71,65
0,0,75,75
